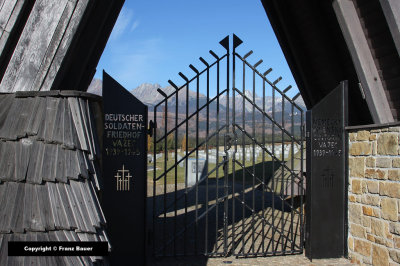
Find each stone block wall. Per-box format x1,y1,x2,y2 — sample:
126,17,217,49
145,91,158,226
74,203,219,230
348,126,400,265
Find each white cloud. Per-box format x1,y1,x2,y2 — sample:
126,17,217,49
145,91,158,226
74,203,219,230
110,8,137,40
130,20,140,32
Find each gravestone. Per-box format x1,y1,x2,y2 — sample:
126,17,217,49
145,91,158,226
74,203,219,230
185,158,207,186
177,154,184,167
102,71,147,265
306,81,348,259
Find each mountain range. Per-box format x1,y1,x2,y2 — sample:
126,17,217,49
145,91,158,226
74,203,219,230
88,78,306,114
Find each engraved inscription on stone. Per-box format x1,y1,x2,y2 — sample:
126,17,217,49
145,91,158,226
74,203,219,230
115,164,132,191
104,113,144,156
312,118,342,157
321,168,334,189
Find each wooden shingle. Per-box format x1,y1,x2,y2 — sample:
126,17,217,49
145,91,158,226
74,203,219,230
64,148,79,180
79,98,94,157
36,184,55,231
47,182,69,230
77,149,88,179
79,180,99,229
0,141,15,181
54,145,67,183
68,97,89,151
51,97,65,144
12,97,31,138
82,179,105,228
43,97,60,143
23,183,45,232
0,97,19,139
41,143,57,182
0,233,9,266
14,139,32,181
64,182,86,232
25,96,46,136
0,182,17,232
56,183,77,230
22,184,34,232
26,141,44,184
0,94,13,130
30,185,45,232
63,96,79,149
70,180,96,233
9,182,24,233
0,183,7,230
0,142,5,180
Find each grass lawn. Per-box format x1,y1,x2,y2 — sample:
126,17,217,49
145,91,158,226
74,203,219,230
149,149,295,186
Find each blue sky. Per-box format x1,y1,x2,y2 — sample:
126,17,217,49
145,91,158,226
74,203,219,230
94,0,298,97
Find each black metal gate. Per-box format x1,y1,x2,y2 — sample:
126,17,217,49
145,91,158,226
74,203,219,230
149,35,305,258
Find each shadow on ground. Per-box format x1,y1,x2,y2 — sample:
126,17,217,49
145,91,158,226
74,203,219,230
146,160,305,265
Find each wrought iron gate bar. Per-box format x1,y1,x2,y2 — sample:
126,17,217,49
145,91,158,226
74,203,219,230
151,34,305,258
252,56,257,255
233,124,300,177
232,88,302,142
283,85,292,93
154,54,227,108
281,93,285,253
234,53,303,111
232,198,288,237
262,74,267,254
155,125,227,182
271,78,276,255
161,161,228,218
241,49,246,255
154,88,228,143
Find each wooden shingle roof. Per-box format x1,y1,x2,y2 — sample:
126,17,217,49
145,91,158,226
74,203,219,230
0,92,107,265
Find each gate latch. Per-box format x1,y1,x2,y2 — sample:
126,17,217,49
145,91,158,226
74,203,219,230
224,133,234,151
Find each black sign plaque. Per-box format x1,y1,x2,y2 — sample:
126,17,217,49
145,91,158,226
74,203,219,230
102,71,147,265
306,81,348,259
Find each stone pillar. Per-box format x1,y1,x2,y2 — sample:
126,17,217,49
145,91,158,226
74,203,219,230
348,126,400,265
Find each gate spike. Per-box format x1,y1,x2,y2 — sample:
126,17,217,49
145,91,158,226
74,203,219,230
273,77,282,85
168,80,179,90
253,60,263,68
219,35,229,51
292,92,301,101
179,72,189,82
233,33,243,49
209,50,219,60
263,68,272,76
243,50,253,59
199,57,209,67
283,85,292,93
157,88,167,98
189,64,199,74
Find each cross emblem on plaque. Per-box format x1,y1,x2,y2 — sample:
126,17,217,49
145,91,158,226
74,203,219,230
115,164,132,191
